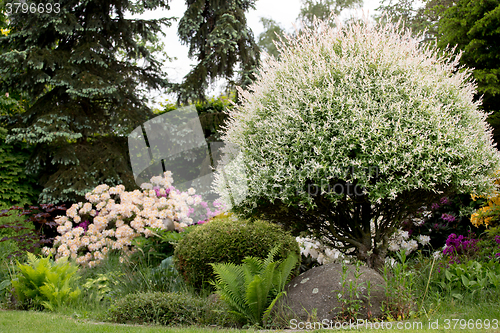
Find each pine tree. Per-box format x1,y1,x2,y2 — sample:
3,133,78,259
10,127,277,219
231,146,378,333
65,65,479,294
434,0,500,146
0,0,173,204
173,0,260,104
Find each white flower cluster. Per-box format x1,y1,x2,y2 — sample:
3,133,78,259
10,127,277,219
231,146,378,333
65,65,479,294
406,206,433,227
388,230,431,254
42,171,208,268
296,236,349,265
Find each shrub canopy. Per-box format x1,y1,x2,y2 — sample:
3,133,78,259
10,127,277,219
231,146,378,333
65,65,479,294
213,16,500,269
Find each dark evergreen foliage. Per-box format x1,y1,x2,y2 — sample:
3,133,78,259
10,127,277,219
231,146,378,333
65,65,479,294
0,0,174,204
0,127,41,207
173,0,260,104
434,0,500,147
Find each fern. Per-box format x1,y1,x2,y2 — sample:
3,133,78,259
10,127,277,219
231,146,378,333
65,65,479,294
11,253,81,311
210,245,299,327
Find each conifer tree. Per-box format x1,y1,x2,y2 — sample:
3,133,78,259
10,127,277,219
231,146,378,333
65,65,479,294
173,0,260,104
0,0,173,204
434,0,500,146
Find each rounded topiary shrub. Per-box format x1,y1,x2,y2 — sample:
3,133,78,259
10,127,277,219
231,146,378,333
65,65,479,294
173,214,300,289
109,291,205,326
212,16,500,270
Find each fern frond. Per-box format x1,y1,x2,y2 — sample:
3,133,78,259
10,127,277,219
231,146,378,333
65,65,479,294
242,257,263,286
274,252,299,292
263,245,281,268
245,274,271,325
210,262,247,318
262,290,286,324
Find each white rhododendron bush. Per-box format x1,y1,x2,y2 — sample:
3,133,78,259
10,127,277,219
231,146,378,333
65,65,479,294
44,171,224,267
213,15,500,269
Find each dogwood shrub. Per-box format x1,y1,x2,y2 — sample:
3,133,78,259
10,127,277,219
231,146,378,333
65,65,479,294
213,16,500,269
43,171,224,267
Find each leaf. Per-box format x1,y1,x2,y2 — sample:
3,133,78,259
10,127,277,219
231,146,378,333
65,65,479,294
245,275,269,325
262,291,286,324
461,275,469,288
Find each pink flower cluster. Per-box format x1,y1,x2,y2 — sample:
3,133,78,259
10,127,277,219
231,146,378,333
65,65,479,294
443,233,478,256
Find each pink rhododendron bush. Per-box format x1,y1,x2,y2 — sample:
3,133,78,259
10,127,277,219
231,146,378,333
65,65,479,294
43,171,224,267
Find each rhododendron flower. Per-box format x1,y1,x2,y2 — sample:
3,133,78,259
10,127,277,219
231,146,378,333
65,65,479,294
441,213,456,223
47,171,224,267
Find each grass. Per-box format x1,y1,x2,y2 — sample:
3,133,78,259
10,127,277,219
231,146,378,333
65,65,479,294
2,309,500,333
0,310,244,333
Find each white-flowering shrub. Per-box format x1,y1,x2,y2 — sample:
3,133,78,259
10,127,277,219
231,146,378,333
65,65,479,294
296,236,347,264
213,15,500,269
43,171,224,267
387,230,430,254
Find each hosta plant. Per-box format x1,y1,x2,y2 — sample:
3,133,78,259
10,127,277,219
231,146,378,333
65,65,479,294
213,15,500,270
210,246,299,327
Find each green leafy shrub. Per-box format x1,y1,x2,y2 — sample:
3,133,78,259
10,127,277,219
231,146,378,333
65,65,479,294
108,291,206,326
0,203,67,258
0,126,40,208
210,246,299,327
212,15,500,270
174,214,300,290
0,205,34,259
117,256,186,295
11,253,81,311
130,227,194,267
82,271,123,303
433,259,500,300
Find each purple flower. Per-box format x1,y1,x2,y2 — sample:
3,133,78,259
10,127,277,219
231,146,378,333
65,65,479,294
443,233,477,256
77,220,90,232
495,235,500,245
440,197,450,205
441,213,456,223
496,253,500,258
200,201,208,208
431,203,440,210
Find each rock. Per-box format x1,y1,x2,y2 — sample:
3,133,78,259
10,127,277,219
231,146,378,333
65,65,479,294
278,263,386,322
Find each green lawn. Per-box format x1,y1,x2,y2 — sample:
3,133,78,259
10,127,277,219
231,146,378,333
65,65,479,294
2,310,500,333
0,310,243,333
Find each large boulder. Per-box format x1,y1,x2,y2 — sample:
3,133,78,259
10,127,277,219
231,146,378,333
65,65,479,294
279,263,386,322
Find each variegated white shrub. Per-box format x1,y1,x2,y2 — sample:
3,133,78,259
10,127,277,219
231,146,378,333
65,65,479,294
213,15,500,270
